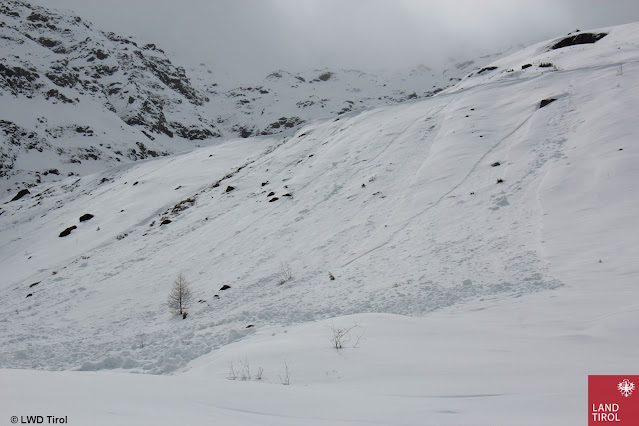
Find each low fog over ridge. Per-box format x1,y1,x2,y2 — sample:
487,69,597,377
29,0,639,80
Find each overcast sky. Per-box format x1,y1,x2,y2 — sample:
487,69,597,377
32,0,639,80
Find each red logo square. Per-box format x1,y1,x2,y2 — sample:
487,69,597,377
589,375,639,425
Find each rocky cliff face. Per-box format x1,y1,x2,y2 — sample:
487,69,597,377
0,1,214,136
0,0,220,193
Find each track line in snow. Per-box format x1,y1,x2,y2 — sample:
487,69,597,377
341,107,539,268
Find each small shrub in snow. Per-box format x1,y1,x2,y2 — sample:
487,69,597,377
239,356,251,380
136,332,147,349
329,324,364,349
279,359,291,385
227,361,238,380
277,262,293,285
226,358,264,381
329,324,355,349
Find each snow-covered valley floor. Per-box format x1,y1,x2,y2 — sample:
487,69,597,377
1,23,639,425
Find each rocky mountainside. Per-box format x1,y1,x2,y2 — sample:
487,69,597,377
188,62,492,140
0,0,510,195
0,0,219,194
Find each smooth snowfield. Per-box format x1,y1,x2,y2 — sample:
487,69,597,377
1,23,639,424
2,304,637,425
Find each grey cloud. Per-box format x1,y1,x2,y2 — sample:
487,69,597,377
31,0,639,80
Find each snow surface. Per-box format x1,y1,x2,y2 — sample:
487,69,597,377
1,23,639,425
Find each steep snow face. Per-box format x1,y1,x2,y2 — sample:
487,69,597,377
0,1,511,194
446,22,639,286
2,21,637,376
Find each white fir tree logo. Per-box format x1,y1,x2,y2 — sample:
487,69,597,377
618,379,635,397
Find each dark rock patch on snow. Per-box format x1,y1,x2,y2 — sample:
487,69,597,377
477,66,498,75
11,189,30,201
59,225,77,237
551,33,607,50
260,117,305,135
79,213,94,222
318,72,333,81
539,98,557,109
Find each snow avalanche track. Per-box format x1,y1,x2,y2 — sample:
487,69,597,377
1,23,638,376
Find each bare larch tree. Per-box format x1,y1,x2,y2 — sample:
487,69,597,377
168,273,193,319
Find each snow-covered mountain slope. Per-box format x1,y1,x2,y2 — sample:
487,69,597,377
188,57,509,139
0,0,217,194
0,0,510,194
2,20,637,381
